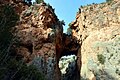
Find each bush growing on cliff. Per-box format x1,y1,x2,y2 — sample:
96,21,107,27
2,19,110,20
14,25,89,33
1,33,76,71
67,23,72,35
36,0,44,4
97,54,105,64
106,0,113,2
67,27,72,35
60,20,65,26
68,23,72,27
0,4,44,80
25,0,44,4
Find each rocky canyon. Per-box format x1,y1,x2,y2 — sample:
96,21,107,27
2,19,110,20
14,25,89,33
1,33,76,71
0,0,120,80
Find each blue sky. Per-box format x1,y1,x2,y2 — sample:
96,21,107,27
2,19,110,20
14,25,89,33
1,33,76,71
32,0,106,32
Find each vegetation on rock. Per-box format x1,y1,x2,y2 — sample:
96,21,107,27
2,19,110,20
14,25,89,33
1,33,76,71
67,27,72,35
0,4,44,80
106,0,113,2
97,54,105,64
36,0,44,4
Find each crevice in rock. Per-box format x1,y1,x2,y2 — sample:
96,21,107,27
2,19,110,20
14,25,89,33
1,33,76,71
58,33,81,80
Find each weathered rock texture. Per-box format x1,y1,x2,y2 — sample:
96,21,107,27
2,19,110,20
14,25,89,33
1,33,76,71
70,0,120,80
59,34,80,80
59,55,77,80
3,1,80,80
0,0,29,15
12,2,63,80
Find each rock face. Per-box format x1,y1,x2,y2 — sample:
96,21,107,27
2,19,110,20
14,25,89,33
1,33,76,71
59,55,77,80
0,0,29,15
5,1,80,80
12,2,63,80
58,34,80,80
70,0,120,79
4,0,120,80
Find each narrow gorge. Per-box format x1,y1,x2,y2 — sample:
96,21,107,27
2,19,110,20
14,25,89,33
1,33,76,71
0,0,120,80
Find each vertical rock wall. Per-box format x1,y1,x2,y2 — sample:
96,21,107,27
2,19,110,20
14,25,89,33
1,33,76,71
4,0,120,80
70,0,120,80
12,3,63,80
58,34,80,80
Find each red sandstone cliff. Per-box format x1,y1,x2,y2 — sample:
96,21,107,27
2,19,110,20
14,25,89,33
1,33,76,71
0,0,63,80
2,0,119,80
13,2,63,80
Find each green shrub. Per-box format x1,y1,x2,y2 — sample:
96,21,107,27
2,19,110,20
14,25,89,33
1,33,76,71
97,54,105,64
36,0,44,4
60,20,65,26
67,27,72,35
106,0,113,2
68,23,72,27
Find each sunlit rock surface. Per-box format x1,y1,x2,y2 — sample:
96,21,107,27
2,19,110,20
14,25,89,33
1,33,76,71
12,2,63,80
59,55,77,80
70,0,120,79
59,55,77,74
